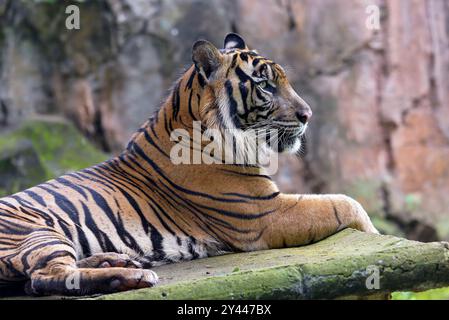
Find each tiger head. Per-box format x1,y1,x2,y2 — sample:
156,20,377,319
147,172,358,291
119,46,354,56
192,33,312,154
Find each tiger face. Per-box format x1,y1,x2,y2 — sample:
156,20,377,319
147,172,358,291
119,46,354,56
192,33,312,153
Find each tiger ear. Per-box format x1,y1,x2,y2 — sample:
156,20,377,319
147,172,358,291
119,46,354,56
192,40,223,80
224,33,247,50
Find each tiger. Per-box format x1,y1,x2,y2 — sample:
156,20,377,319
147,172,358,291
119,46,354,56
0,33,378,296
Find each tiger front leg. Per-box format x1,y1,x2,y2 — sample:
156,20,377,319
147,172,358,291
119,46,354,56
262,194,379,249
27,265,158,296
15,231,158,296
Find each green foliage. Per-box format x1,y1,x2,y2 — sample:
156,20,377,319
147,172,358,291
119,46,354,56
392,287,449,300
404,193,422,212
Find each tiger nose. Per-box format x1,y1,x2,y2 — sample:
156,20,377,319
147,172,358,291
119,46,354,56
295,110,312,124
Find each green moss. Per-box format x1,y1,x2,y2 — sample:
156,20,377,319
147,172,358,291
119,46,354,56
94,266,304,300
0,118,109,196
90,229,449,300
392,287,449,300
17,120,108,175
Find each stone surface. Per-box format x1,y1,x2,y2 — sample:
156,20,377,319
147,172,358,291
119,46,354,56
0,0,448,240
86,229,449,300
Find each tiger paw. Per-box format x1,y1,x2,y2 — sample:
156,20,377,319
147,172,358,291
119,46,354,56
76,252,142,269
343,195,380,234
108,269,158,292
25,267,158,296
332,195,380,235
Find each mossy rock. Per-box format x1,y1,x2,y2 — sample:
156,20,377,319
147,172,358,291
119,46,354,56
0,139,47,194
0,117,109,196
88,229,449,300
3,229,449,300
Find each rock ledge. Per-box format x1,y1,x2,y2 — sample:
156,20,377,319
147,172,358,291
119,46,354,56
90,229,449,300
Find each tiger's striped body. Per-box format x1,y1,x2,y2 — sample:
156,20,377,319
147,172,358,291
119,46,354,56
0,34,377,296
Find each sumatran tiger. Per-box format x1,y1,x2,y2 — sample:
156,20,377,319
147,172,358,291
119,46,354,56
0,33,378,296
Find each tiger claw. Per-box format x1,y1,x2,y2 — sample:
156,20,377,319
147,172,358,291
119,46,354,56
109,269,158,292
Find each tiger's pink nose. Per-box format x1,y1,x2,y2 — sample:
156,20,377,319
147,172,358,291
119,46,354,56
295,110,312,124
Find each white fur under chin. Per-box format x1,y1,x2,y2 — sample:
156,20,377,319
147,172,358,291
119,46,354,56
281,138,302,154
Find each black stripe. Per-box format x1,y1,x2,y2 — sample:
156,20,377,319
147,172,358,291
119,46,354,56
81,203,117,253
219,169,273,180
172,81,181,120
221,191,280,201
225,80,241,128
197,72,206,88
28,250,76,275
10,194,56,228
54,177,88,200
82,185,145,256
252,58,260,67
163,111,170,136
143,129,170,158
37,186,91,256
0,200,17,210
131,143,250,203
332,202,343,227
23,190,46,207
185,69,196,90
20,240,70,273
187,89,197,120
239,82,249,115
125,147,260,232
235,66,252,83
230,54,238,69
187,236,199,259
74,171,114,193
0,208,35,224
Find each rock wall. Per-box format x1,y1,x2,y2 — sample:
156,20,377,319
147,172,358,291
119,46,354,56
0,0,448,240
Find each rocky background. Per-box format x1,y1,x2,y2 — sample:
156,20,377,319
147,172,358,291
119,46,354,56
0,0,448,241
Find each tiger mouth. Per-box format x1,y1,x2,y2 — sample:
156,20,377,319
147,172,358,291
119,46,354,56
263,125,305,153
276,124,307,137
